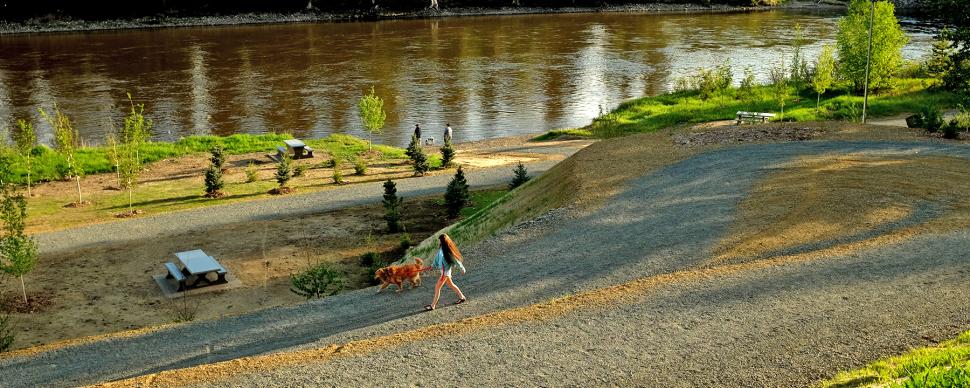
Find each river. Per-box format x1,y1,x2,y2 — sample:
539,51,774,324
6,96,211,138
0,9,937,147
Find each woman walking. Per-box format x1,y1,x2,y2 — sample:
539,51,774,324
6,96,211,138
422,233,466,311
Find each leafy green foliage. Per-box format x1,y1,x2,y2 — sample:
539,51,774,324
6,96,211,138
290,263,343,299
353,158,367,175
509,162,530,190
0,186,38,304
813,45,837,112
0,314,13,352
790,23,811,88
675,65,732,99
382,179,404,232
924,0,970,92
769,61,792,120
444,165,470,218
293,163,308,177
118,94,153,211
275,155,291,188
837,0,908,91
358,86,386,149
360,251,381,267
440,137,456,168
332,166,343,184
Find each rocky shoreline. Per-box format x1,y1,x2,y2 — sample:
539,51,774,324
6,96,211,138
0,2,844,35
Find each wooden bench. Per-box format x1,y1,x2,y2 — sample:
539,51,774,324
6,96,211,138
303,146,314,158
164,262,188,291
736,111,776,125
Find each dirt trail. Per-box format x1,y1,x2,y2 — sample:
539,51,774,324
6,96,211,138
3,139,969,387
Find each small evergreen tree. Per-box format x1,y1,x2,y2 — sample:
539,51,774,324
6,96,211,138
203,165,224,198
926,31,955,82
409,135,430,176
382,179,404,232
0,186,38,305
12,119,35,196
444,165,470,218
509,162,530,190
210,145,225,170
244,162,259,183
276,155,292,189
405,134,420,160
440,137,456,167
812,44,837,114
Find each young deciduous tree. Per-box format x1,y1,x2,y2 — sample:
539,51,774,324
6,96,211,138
0,186,38,305
812,45,837,114
790,23,810,88
118,94,153,212
12,120,35,196
769,61,791,120
836,0,908,91
382,179,404,232
444,165,469,218
40,106,84,205
357,87,386,150
105,133,122,188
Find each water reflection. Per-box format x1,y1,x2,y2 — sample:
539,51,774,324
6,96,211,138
0,10,936,147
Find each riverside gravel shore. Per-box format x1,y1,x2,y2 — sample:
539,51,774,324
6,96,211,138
4,140,968,387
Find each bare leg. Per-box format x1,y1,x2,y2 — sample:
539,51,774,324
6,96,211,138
431,273,447,308
444,276,466,301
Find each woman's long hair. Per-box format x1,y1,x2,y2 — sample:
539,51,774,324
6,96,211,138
439,233,462,265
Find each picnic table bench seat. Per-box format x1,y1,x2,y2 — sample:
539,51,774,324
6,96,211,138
736,111,776,125
164,262,188,291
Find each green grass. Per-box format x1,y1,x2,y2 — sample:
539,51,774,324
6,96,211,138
5,133,407,185
537,78,958,139
460,189,509,218
823,330,970,387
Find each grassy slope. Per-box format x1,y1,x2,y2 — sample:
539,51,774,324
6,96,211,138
823,330,970,387
538,78,957,139
6,133,413,185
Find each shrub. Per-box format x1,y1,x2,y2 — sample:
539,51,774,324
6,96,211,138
354,159,367,175
444,165,470,218
169,294,198,323
203,165,224,197
360,251,381,267
400,232,412,250
919,106,945,132
0,314,14,352
321,157,338,168
739,67,757,99
440,138,456,168
382,179,404,232
244,162,259,183
290,263,343,299
293,163,308,177
509,162,530,190
943,120,961,139
275,156,291,188
332,167,344,184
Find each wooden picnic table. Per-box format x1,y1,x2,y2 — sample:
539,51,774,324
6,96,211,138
267,139,314,162
173,249,227,288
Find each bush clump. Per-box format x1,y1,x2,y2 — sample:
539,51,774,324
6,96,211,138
293,163,308,177
244,162,259,183
290,263,344,299
0,314,14,352
354,159,367,175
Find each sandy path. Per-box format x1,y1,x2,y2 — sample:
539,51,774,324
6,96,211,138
3,140,969,387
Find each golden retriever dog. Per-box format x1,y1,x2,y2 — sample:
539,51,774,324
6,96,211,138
375,258,424,293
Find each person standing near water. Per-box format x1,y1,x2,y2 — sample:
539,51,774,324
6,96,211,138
421,233,466,311
444,123,453,143
414,123,422,141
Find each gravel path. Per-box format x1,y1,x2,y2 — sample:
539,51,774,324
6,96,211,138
3,140,969,387
35,154,577,256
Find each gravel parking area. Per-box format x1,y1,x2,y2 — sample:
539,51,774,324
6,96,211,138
3,140,969,387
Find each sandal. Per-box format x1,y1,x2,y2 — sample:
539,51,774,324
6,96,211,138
454,298,466,305
424,304,435,311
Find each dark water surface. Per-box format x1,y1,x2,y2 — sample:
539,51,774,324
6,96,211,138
0,10,935,146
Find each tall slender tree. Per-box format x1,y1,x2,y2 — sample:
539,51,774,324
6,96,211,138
118,94,153,212
812,45,837,114
40,105,84,205
12,119,35,196
0,185,38,305
358,87,386,150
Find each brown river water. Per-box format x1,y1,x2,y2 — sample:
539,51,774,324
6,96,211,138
0,10,936,146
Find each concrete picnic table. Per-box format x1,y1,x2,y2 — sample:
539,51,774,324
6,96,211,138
175,249,228,286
